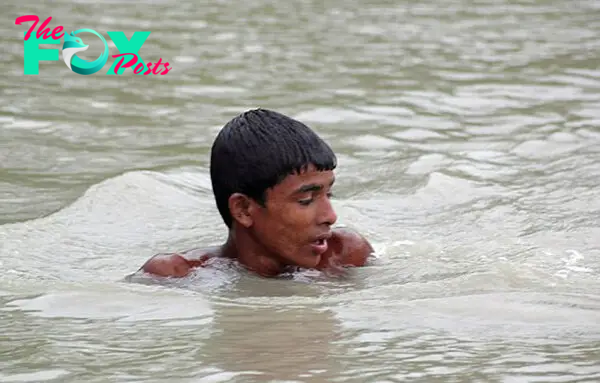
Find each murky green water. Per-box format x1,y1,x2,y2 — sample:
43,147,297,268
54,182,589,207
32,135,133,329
2,0,600,382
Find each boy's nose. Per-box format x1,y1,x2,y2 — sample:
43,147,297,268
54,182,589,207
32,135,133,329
319,198,337,226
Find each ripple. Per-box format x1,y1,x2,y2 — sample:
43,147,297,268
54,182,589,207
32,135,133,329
0,370,71,382
390,128,446,141
511,139,588,159
294,108,377,124
4,289,214,321
174,85,247,97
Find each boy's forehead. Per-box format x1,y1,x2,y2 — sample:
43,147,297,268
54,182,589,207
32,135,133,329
277,168,335,190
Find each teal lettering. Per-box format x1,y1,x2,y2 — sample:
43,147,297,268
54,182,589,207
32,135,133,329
106,31,151,75
23,32,59,75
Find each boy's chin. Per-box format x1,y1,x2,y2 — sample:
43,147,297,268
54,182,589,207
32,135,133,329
291,253,322,269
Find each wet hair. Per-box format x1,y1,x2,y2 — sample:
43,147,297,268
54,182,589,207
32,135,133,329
210,108,337,228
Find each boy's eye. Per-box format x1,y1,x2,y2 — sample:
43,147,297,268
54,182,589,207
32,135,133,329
298,198,313,206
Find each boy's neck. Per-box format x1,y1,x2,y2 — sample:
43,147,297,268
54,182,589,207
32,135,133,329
222,227,284,277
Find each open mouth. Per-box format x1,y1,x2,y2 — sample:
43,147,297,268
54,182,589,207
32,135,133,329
310,238,329,255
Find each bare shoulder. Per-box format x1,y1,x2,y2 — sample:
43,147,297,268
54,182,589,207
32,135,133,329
330,227,374,267
140,247,219,278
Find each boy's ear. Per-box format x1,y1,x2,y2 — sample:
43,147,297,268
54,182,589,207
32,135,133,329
228,193,254,228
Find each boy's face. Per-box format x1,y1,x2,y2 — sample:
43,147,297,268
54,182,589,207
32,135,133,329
250,165,338,269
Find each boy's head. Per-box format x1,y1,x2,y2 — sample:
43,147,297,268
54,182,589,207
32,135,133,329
210,108,338,268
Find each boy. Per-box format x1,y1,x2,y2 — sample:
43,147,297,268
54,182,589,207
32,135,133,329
139,108,373,278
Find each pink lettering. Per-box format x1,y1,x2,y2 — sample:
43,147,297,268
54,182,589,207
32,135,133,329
15,15,38,41
112,53,138,74
133,63,144,74
152,58,164,75
161,63,172,75
36,17,53,40
15,15,62,41
51,26,64,40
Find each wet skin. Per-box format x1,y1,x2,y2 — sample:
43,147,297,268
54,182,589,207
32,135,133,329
138,166,374,278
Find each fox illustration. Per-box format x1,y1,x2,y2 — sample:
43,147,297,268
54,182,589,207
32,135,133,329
62,32,89,70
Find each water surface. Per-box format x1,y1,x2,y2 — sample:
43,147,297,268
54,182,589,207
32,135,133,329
1,0,600,382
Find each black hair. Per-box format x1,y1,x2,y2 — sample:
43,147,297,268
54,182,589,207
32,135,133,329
210,108,337,228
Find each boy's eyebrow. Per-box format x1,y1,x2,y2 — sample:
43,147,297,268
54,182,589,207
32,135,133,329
294,184,322,194
293,177,335,194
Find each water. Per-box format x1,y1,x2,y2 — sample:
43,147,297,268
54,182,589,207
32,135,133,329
2,0,600,381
